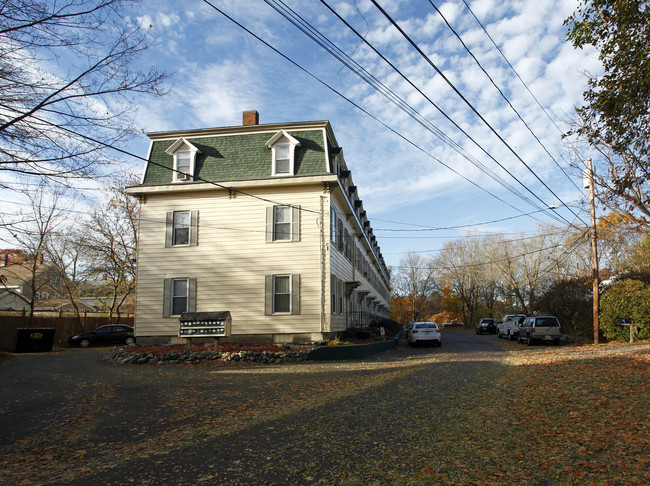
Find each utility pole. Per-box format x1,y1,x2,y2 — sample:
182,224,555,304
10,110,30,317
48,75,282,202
586,158,600,344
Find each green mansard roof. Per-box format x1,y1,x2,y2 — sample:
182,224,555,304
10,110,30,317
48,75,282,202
141,122,334,186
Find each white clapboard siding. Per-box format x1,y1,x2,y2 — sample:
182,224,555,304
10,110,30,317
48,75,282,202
135,185,324,337
326,197,389,332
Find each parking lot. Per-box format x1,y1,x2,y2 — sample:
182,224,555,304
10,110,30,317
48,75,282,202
1,328,648,485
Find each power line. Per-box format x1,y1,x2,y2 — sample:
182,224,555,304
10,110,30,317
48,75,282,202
312,0,583,229
459,0,565,137
374,207,554,232
311,0,568,223
427,0,582,192
262,0,570,228
368,0,587,227
459,0,591,190
383,227,580,255
398,238,585,272
201,0,556,228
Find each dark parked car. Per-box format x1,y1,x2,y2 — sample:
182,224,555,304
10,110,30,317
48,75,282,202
475,318,496,335
68,325,135,348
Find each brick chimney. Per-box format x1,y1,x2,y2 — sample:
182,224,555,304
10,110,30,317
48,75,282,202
243,110,259,126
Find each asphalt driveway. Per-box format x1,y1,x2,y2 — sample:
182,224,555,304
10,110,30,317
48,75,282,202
0,329,510,485
4,330,646,485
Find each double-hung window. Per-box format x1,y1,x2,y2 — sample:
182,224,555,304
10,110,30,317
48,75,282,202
330,274,344,314
171,279,188,315
265,274,300,315
273,206,291,241
273,275,291,313
172,211,190,246
266,205,300,242
274,144,291,175
175,150,192,180
165,210,198,247
163,278,197,317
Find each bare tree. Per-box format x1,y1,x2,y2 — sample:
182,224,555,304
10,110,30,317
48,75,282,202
393,252,437,322
434,239,483,327
490,226,565,313
46,227,88,330
0,0,167,186
0,182,71,321
477,235,502,314
81,173,138,322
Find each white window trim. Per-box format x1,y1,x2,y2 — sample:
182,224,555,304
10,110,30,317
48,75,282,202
163,277,197,318
264,274,300,315
172,210,191,247
272,274,292,314
165,210,199,247
273,206,291,242
165,138,201,183
266,205,300,243
171,278,189,316
265,130,301,177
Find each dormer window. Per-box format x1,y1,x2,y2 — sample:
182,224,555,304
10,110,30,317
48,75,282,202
176,150,191,179
165,138,201,183
275,143,291,175
266,130,301,177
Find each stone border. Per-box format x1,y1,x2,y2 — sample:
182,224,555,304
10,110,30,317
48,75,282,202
107,339,398,365
107,347,312,365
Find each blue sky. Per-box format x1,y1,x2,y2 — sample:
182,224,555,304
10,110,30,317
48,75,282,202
124,0,600,269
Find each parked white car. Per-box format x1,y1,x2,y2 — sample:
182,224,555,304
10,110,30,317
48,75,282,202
497,314,526,340
407,321,442,347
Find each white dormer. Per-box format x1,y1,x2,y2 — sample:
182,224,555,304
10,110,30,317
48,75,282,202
165,138,201,183
265,130,301,177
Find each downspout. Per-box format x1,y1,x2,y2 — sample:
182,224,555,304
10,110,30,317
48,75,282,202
319,194,327,334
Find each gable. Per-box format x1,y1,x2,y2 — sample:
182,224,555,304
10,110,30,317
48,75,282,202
0,264,54,287
142,129,328,186
164,137,201,155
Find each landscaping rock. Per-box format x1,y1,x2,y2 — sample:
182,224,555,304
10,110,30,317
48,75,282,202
107,346,313,365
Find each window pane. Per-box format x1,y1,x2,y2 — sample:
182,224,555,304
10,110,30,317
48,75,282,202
275,144,290,174
273,276,290,313
172,279,187,297
274,206,290,223
274,294,290,313
173,211,190,245
276,158,290,174
275,275,289,293
274,206,291,241
172,279,188,315
177,151,191,173
275,144,290,158
172,297,188,315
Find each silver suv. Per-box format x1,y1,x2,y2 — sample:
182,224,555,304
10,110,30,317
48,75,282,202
517,315,563,346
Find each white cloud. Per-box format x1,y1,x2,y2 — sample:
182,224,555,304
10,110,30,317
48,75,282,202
123,0,600,266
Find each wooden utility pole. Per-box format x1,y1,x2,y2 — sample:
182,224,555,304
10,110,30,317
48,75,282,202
587,158,600,344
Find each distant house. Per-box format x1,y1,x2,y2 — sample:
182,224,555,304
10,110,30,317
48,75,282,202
0,262,67,311
126,111,391,344
35,299,97,313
